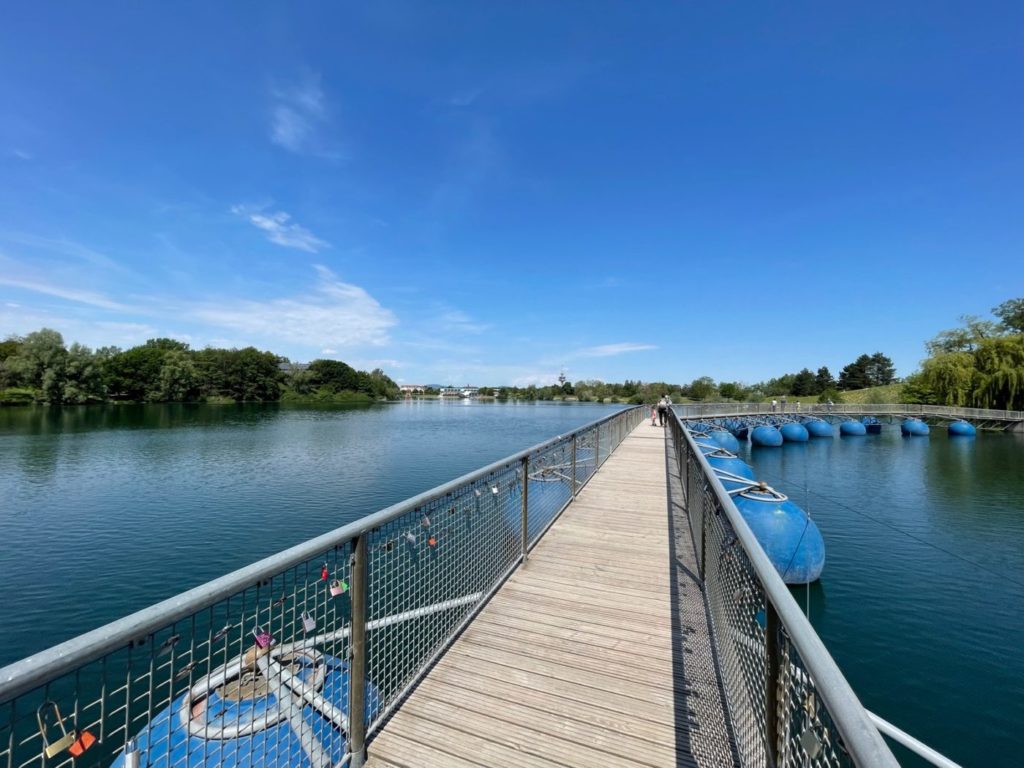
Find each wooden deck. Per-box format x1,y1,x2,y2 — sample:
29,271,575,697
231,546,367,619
365,422,734,767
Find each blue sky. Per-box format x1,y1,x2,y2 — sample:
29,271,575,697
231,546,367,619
1,2,1021,387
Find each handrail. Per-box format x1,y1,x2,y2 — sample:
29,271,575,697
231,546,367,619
673,410,899,766
867,711,964,768
676,402,1024,421
0,406,635,704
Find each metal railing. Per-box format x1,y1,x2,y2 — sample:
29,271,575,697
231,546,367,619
676,401,1023,422
0,406,646,768
668,409,900,767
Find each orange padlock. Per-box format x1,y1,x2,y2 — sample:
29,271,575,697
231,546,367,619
69,729,97,757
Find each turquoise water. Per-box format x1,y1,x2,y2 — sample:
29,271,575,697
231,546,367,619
738,426,1024,767
0,401,622,668
2,405,1022,765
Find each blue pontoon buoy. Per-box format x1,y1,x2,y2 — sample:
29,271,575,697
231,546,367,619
750,425,783,447
111,648,380,768
901,418,930,436
708,429,741,453
948,420,976,437
860,416,882,434
839,420,867,436
804,419,833,438
779,423,809,442
733,487,825,584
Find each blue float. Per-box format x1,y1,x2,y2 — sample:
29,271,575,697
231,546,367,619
804,419,834,438
708,429,741,453
860,416,882,434
705,454,756,492
111,650,380,768
901,418,930,436
948,420,977,437
733,488,825,584
750,425,783,447
840,420,867,436
779,422,809,442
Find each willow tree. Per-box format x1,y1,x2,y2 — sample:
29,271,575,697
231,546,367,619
919,352,977,406
971,335,1024,410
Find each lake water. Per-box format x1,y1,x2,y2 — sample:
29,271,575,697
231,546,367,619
1,403,1022,766
737,425,1024,767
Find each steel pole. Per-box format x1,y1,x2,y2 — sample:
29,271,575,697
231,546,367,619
521,455,530,561
570,437,577,499
348,535,368,768
765,600,781,766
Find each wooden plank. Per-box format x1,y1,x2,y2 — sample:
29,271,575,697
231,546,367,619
366,422,735,767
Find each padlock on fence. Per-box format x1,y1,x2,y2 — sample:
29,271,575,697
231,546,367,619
252,626,274,649
301,611,316,633
37,701,96,758
329,579,348,596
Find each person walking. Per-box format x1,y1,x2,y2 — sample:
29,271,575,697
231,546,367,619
657,395,670,426
771,399,777,413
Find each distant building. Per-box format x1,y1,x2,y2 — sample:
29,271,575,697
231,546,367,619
400,384,426,394
278,362,309,373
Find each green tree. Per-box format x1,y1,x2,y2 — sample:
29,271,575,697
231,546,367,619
155,349,200,402
62,343,106,403
5,328,69,402
817,388,844,404
814,366,835,394
867,352,896,386
838,355,872,390
688,376,717,401
993,298,1024,333
791,368,816,396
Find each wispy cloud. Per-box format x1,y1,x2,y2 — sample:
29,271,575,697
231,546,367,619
0,251,132,311
269,74,338,157
192,265,396,349
438,308,490,334
9,149,32,161
449,88,483,107
575,342,657,358
231,205,329,252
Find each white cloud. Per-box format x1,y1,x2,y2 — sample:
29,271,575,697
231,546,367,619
0,273,130,311
449,88,483,107
438,309,489,334
231,205,328,253
576,342,657,358
192,266,396,349
10,149,33,161
269,75,336,156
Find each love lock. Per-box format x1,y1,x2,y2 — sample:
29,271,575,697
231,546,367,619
37,701,96,759
301,611,316,633
252,626,274,649
330,579,348,596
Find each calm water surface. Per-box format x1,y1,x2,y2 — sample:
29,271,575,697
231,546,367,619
738,426,1024,767
0,401,621,667
2,404,1023,766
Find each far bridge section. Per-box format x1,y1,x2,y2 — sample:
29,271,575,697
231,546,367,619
677,402,1024,432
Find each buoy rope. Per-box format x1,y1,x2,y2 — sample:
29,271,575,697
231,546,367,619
754,468,1024,592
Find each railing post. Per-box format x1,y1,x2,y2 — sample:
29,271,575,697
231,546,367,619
521,455,530,562
348,534,368,768
595,426,601,468
570,437,577,499
766,599,781,766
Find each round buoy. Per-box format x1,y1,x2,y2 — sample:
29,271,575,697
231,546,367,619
779,423,809,442
948,420,976,437
839,420,867,436
901,418,930,436
804,420,834,438
733,490,825,584
751,425,783,447
708,429,741,453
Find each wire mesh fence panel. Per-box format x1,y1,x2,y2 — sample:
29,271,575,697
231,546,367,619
364,460,521,734
1,407,646,768
0,543,358,768
672,412,896,768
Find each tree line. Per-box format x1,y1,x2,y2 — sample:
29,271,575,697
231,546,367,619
903,298,1024,410
0,329,401,405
